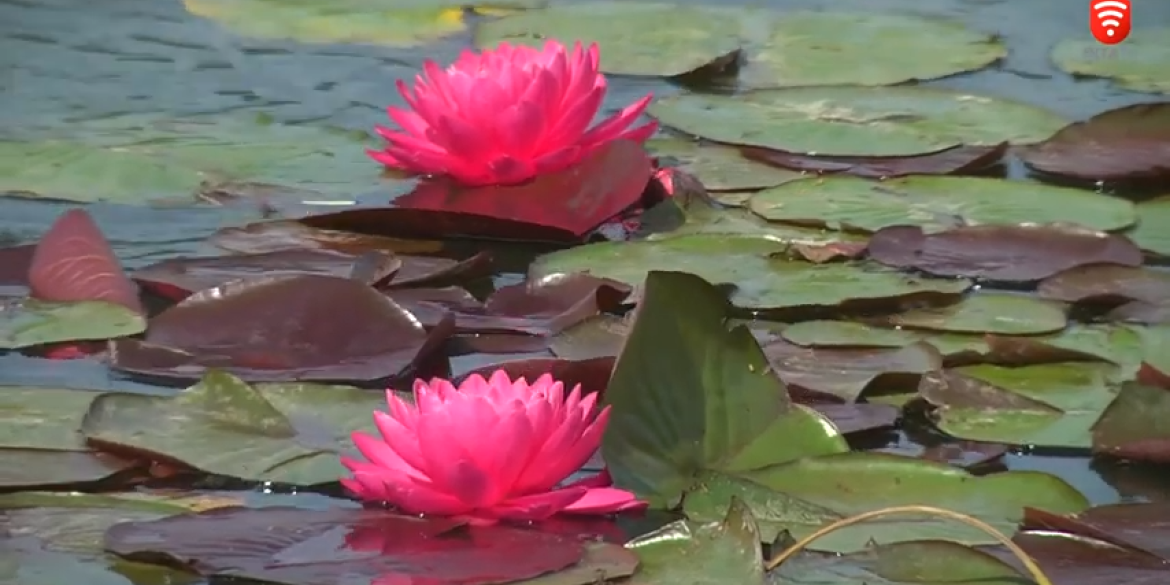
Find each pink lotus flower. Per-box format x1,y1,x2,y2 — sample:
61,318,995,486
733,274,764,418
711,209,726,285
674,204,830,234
341,370,645,524
368,40,657,187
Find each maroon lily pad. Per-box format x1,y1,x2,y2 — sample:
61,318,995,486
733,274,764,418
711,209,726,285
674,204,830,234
299,140,653,243
739,142,1008,178
760,338,944,403
1106,300,1170,324
104,506,592,585
0,243,35,296
108,274,454,384
867,224,1144,282
131,249,402,301
1017,102,1170,182
1037,265,1170,305
27,208,143,314
381,251,494,289
1023,503,1170,560
210,218,445,256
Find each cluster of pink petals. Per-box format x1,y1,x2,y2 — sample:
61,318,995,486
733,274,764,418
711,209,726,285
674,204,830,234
341,370,644,524
368,39,657,187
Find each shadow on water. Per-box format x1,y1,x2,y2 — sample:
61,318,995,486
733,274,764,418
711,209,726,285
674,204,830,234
1,0,1169,572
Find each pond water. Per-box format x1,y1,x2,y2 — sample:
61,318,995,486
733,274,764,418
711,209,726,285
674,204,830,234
1,0,1169,581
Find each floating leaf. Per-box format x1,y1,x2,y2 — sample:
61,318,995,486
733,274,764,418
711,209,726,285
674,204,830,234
1091,381,1170,463
109,274,452,384
474,2,743,77
919,363,1121,448
209,219,444,256
625,499,765,585
884,293,1069,335
748,175,1136,233
1018,103,1170,182
1037,265,1170,305
28,208,143,314
867,224,1143,282
760,338,942,402
1125,195,1170,257
0,299,146,349
773,540,1027,585
649,86,1067,157
1051,31,1170,94
0,387,139,489
646,138,805,192
81,370,389,484
739,142,1009,178
530,235,971,311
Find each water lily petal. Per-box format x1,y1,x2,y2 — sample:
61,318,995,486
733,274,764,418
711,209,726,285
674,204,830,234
561,487,646,515
579,94,654,147
416,408,494,506
483,486,591,521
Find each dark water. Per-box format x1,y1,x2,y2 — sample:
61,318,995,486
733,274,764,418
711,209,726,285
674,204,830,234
1,0,1169,511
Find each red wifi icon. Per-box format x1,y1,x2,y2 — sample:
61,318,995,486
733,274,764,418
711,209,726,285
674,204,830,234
1089,0,1131,45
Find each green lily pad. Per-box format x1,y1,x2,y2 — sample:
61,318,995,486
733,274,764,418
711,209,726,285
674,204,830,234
772,539,1030,585
1137,325,1170,378
530,235,971,311
0,299,146,349
781,320,920,348
79,369,386,485
473,2,743,77
648,86,1068,157
1051,31,1170,94
919,363,1121,448
686,452,1089,552
748,175,1137,233
625,499,765,585
1126,196,1170,257
603,271,847,507
646,137,805,192
183,0,522,48
645,190,866,244
736,11,1005,89
0,387,137,489
0,114,391,204
885,293,1069,335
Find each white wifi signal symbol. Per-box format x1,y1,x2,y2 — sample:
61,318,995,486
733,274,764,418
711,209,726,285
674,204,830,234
1093,0,1128,37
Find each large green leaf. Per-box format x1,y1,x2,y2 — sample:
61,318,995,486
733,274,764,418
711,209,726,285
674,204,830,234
0,114,395,204
649,86,1067,157
474,2,743,77
625,498,765,585
79,369,385,485
1051,30,1170,94
0,299,146,349
685,452,1089,552
1127,195,1170,257
646,137,804,193
602,271,848,507
748,175,1136,233
885,292,1069,335
183,0,534,48
919,363,1121,448
530,235,971,311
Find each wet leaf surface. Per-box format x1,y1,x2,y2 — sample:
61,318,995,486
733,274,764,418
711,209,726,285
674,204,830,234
867,224,1143,282
1090,381,1170,462
208,218,445,256
81,370,389,484
748,175,1136,233
27,208,144,315
646,137,806,192
883,292,1069,335
109,274,453,384
760,338,943,402
739,142,1009,178
104,506,597,585
131,249,401,300
0,299,146,349
625,499,763,585
1017,102,1170,182
0,387,142,489
1038,264,1170,306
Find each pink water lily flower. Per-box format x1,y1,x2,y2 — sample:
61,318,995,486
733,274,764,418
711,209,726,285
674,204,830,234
341,370,645,524
368,39,657,187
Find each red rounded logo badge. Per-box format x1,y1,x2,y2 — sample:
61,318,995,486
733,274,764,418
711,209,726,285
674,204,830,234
1089,0,1131,45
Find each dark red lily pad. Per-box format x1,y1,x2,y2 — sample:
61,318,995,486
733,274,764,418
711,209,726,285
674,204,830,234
104,506,593,585
760,338,944,402
108,274,453,384
1006,530,1170,585
209,218,445,256
0,243,34,296
299,140,653,243
1037,265,1170,305
739,142,1008,178
453,356,617,396
1017,102,1170,182
380,251,494,289
867,224,1143,282
131,249,402,301
1106,300,1170,324
1090,381,1170,463
27,208,143,314
1024,503,1170,560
